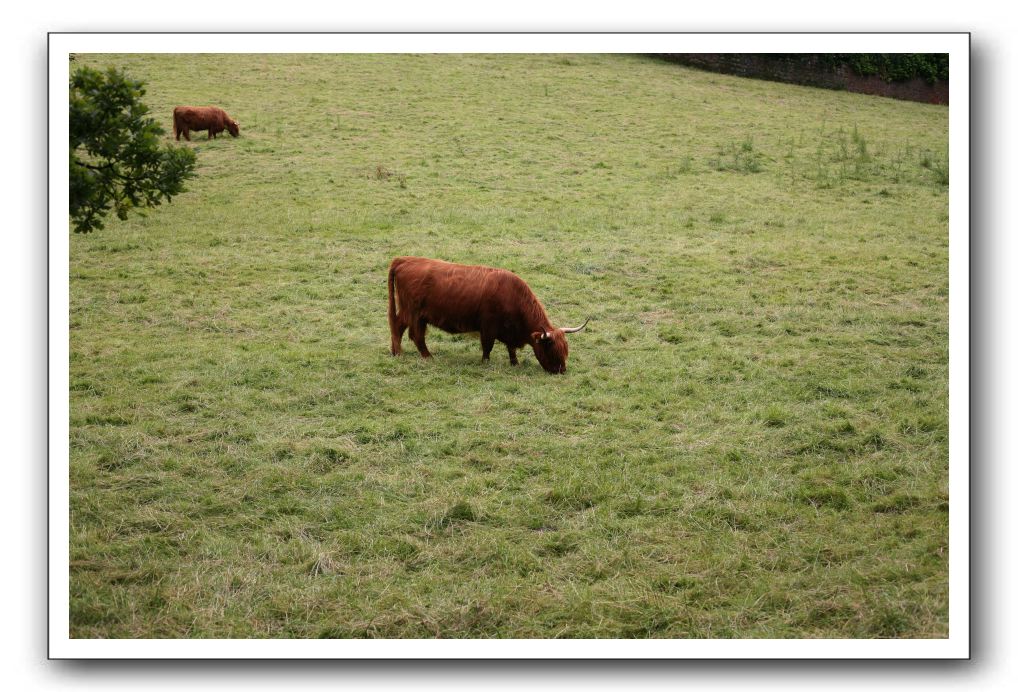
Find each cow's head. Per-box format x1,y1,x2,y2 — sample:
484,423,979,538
530,318,589,374
226,119,240,137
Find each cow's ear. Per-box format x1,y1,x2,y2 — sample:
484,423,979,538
531,331,544,345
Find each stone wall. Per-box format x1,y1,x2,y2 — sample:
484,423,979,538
655,54,948,105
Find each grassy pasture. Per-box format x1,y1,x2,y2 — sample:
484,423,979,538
68,53,949,638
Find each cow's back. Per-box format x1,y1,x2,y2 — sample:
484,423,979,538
174,106,222,127
174,106,200,123
391,257,530,334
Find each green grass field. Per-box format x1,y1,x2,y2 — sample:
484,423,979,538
68,53,949,638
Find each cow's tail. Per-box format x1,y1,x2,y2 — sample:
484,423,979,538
387,259,399,339
172,109,179,140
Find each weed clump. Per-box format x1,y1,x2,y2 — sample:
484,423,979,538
709,137,764,173
793,484,851,511
431,501,479,531
374,165,407,188
762,405,789,428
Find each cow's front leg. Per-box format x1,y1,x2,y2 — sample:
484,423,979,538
507,346,519,366
480,331,496,363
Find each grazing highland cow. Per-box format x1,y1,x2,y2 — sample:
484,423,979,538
172,106,240,141
387,256,589,374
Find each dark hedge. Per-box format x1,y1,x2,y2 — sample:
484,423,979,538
812,54,949,84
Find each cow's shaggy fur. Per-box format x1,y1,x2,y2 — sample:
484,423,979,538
172,106,239,141
387,256,587,374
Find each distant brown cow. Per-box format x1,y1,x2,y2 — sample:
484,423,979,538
172,106,240,141
387,256,588,374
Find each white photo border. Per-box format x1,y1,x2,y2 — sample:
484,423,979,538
50,31,970,659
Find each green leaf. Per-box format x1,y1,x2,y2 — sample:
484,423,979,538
69,65,197,233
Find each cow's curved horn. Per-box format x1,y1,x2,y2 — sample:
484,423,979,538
560,318,590,334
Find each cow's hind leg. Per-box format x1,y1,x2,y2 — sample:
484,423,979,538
409,318,432,359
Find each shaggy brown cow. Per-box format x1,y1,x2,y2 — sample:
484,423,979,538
387,256,588,374
172,106,240,141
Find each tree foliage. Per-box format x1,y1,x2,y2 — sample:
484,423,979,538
69,66,197,233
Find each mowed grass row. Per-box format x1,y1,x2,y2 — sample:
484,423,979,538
69,53,949,638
